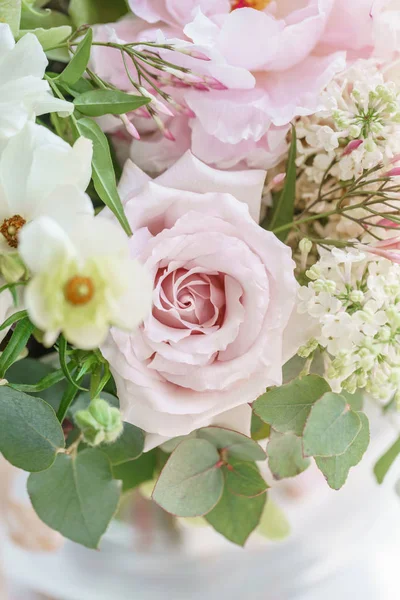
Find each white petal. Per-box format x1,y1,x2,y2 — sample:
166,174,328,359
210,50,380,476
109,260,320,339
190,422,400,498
19,216,76,274
0,33,47,82
71,215,130,259
33,186,94,230
0,24,15,54
112,258,153,331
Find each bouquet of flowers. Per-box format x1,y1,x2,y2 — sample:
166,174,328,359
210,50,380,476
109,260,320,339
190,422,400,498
1,0,400,551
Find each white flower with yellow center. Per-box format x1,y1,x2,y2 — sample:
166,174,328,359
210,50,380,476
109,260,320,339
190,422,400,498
19,215,153,349
0,24,72,141
0,122,93,256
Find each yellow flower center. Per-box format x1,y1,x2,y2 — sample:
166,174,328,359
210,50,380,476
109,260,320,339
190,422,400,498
64,276,95,306
231,0,271,10
0,214,26,248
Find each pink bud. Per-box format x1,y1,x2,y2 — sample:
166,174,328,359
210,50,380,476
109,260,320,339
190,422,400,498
120,114,140,140
377,217,400,229
186,50,211,61
205,76,228,91
164,128,176,142
265,173,286,193
390,153,400,164
343,139,363,155
193,83,209,91
385,167,400,177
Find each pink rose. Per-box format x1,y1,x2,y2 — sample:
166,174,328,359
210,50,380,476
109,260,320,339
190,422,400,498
101,153,301,448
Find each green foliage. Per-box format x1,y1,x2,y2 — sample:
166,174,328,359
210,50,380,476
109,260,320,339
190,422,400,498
316,412,370,490
224,459,268,498
96,422,144,464
6,358,66,411
113,450,156,493
28,449,120,549
152,438,224,517
258,498,290,541
59,28,92,86
0,317,35,377
196,426,266,461
251,413,270,441
21,2,71,30
0,387,64,472
0,0,22,36
205,487,266,546
72,118,132,236
267,430,310,479
253,375,330,436
19,25,71,50
73,90,151,117
303,392,362,457
69,0,128,27
374,435,400,484
266,125,297,241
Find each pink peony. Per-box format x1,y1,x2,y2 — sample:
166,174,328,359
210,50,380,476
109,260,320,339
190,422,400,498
100,153,302,447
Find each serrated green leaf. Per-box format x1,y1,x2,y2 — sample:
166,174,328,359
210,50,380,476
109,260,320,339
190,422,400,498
28,449,121,549
224,459,268,498
0,317,34,377
113,450,157,493
72,118,132,236
253,375,330,437
69,0,128,27
206,487,266,546
98,422,144,466
73,90,150,117
374,435,400,485
59,28,92,86
316,412,370,489
0,0,22,36
0,386,64,472
152,438,224,517
303,392,361,458
258,498,290,541
267,429,310,480
267,125,296,241
197,426,266,462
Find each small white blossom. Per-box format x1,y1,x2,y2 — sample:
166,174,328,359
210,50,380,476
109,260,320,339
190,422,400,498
297,246,400,402
0,24,72,142
19,215,153,349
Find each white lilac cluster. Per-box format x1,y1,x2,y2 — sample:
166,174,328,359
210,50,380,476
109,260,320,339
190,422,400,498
297,61,400,183
0,24,152,349
298,246,400,403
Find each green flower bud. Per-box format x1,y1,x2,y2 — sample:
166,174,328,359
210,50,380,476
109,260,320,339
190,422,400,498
75,398,123,447
0,253,26,283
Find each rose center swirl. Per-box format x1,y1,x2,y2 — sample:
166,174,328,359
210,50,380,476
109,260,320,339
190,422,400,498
0,214,26,248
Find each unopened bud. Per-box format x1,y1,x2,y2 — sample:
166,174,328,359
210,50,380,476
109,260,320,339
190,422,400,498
75,398,123,447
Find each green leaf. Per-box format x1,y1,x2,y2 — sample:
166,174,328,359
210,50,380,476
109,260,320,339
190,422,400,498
258,498,290,541
113,450,156,493
97,422,144,466
69,0,128,27
251,413,270,441
197,427,266,462
21,5,71,30
373,435,400,485
72,118,132,236
316,412,370,490
282,351,324,384
59,28,92,86
224,459,268,498
253,375,331,437
152,438,224,517
267,125,297,241
341,389,364,412
6,358,66,411
303,392,362,458
267,429,310,480
0,386,64,472
205,487,266,546
19,25,71,50
73,90,151,117
28,449,120,548
56,380,79,423
0,317,35,377
0,0,22,36
0,309,28,331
